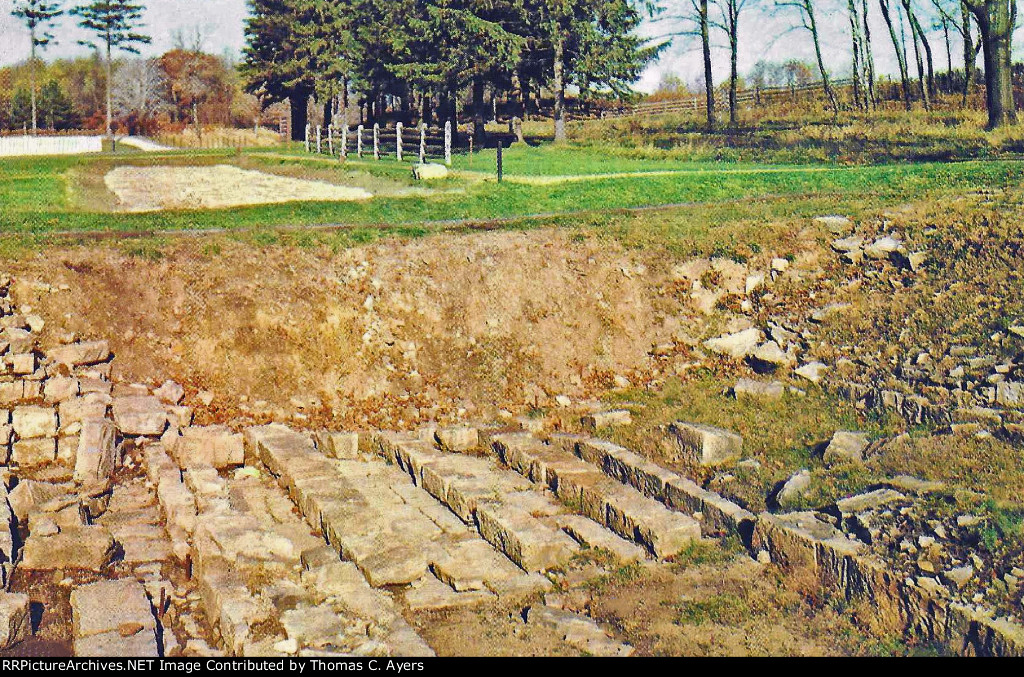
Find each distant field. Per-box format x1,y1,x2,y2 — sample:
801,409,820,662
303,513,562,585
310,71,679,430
4,139,1024,239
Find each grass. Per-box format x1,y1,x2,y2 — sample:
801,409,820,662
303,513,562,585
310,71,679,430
5,143,1024,238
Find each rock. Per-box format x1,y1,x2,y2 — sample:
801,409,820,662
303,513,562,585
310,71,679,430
154,380,185,405
21,525,116,571
835,489,907,516
669,422,743,466
823,431,870,466
525,606,633,657
173,425,244,469
47,340,110,367
580,410,633,430
7,480,71,523
434,426,479,451
733,379,784,401
776,470,812,507
864,236,901,259
554,395,571,407
12,438,57,467
831,235,864,253
943,565,974,589
412,163,449,180
882,475,945,495
44,377,79,403
795,362,829,384
745,274,765,295
0,592,31,650
703,328,763,360
11,353,35,375
316,431,360,459
71,579,158,657
73,419,119,483
771,258,790,272
995,382,1023,408
12,406,58,439
747,341,796,373
112,397,167,436
816,215,853,233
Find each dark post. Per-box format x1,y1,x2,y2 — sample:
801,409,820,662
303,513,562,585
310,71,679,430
496,140,503,183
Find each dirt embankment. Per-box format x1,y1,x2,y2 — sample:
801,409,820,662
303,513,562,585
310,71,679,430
9,229,716,429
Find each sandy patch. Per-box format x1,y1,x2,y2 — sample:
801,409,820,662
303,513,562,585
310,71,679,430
104,164,372,211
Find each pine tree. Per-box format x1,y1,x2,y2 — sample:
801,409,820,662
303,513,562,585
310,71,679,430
11,88,33,130
39,78,80,129
71,1,151,136
11,0,65,134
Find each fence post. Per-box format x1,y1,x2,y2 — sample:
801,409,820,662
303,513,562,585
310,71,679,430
444,121,452,166
316,125,322,154
373,123,380,160
341,125,348,159
327,125,334,155
496,140,503,183
419,123,426,163
304,124,310,152
355,125,362,158
396,122,403,161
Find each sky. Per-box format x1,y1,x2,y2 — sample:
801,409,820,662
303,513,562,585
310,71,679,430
0,0,1015,94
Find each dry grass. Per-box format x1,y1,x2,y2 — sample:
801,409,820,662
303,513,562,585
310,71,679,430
154,126,283,149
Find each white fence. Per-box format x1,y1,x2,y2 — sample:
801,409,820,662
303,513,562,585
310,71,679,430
305,121,454,166
0,135,103,157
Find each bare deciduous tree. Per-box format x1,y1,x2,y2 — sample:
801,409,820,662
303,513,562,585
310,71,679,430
112,58,167,135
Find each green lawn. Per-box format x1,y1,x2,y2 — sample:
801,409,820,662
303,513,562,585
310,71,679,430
3,143,1024,236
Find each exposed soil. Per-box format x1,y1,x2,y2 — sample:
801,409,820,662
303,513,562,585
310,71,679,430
103,165,373,212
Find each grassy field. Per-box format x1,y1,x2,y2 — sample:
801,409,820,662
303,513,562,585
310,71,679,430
4,139,1024,239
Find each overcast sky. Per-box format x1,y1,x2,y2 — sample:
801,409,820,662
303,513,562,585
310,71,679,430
1,0,1020,93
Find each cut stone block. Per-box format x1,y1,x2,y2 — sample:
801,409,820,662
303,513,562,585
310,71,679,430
669,422,743,465
73,419,119,482
0,592,31,651
174,425,244,469
475,502,577,572
21,525,116,571
47,340,111,367
581,410,633,430
71,579,158,657
558,515,647,564
112,396,167,436
434,426,479,451
12,405,57,439
316,431,360,459
12,437,57,467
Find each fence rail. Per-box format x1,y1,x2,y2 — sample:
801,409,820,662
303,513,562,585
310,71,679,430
305,120,455,165
605,78,857,119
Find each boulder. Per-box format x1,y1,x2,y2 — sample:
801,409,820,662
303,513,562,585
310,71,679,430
71,579,158,657
823,431,870,466
154,380,185,405
703,328,763,360
795,362,829,384
412,163,449,180
733,379,785,401
747,341,796,373
776,470,812,508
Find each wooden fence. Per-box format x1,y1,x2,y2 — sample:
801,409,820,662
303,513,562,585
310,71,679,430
604,78,857,119
305,120,454,166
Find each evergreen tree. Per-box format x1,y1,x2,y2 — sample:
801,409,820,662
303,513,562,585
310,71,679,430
11,88,33,130
38,78,80,129
11,0,65,134
71,1,151,135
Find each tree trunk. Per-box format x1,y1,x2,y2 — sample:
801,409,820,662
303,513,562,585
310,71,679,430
700,0,715,130
962,1,975,105
863,0,878,108
289,92,308,142
30,30,38,134
849,0,864,109
553,34,567,143
880,0,914,110
969,0,1017,128
727,1,740,124
903,0,936,102
803,1,839,113
472,76,487,145
105,41,113,137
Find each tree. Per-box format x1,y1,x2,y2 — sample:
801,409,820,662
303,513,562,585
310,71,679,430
38,78,80,129
880,0,914,109
964,0,1017,128
777,0,838,113
11,0,65,134
10,88,33,130
113,58,166,134
71,1,152,136
714,0,755,124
